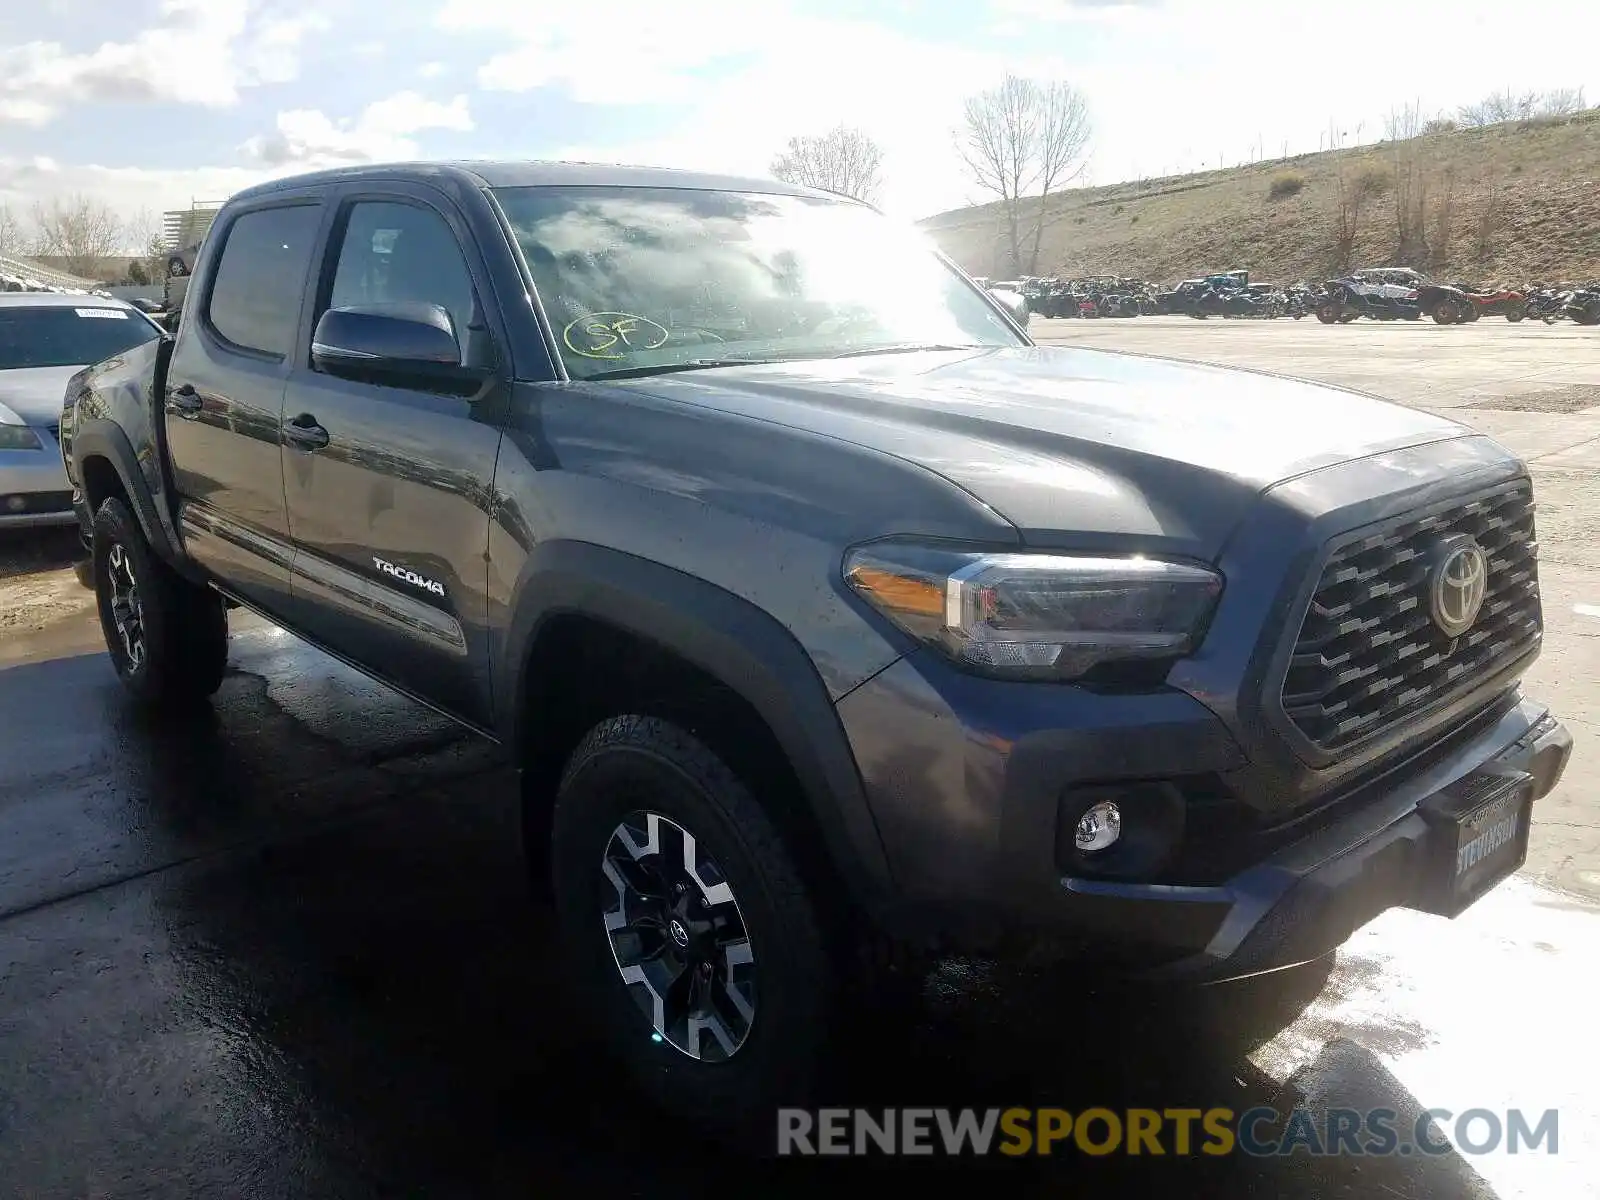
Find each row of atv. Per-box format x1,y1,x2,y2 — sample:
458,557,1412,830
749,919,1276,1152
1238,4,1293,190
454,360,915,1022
1018,276,1159,318
1287,268,1600,326
1016,266,1600,327
1156,272,1315,319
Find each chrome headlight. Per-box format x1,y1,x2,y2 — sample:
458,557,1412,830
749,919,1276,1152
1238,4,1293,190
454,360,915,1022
845,541,1223,681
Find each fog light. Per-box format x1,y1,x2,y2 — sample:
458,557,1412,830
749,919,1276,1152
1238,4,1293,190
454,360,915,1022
1074,801,1122,852
5,495,25,512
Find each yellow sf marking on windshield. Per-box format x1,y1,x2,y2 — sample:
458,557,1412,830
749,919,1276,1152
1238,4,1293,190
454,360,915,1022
562,312,669,359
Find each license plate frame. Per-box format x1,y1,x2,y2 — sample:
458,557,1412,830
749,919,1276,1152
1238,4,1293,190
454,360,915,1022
1415,771,1534,917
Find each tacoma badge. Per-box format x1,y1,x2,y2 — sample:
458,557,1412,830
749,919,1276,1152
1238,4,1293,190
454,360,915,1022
372,556,447,598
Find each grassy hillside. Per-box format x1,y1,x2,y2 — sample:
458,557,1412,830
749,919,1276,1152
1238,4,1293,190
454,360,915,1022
921,113,1600,286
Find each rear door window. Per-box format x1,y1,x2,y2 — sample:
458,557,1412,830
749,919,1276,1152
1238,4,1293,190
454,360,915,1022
205,205,321,358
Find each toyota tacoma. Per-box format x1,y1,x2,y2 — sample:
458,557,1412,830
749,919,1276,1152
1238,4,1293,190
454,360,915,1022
59,162,1572,1133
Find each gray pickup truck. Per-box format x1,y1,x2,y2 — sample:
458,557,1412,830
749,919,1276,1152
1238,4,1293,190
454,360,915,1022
60,161,1571,1133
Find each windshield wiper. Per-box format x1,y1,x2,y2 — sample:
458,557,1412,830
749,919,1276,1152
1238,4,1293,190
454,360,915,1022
828,343,985,359
581,358,788,382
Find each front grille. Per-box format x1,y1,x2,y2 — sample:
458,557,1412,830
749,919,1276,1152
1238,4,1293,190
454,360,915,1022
1280,481,1540,753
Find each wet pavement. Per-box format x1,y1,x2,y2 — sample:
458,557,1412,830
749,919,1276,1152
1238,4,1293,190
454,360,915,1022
2,623,1595,1198
5,321,1599,1195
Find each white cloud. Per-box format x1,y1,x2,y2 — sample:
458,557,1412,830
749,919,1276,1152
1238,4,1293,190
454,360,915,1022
243,11,333,83
241,91,474,167
419,60,446,78
1048,0,1600,184
0,155,289,238
451,0,1600,219
0,0,325,125
437,0,769,104
0,98,53,126
437,0,1057,217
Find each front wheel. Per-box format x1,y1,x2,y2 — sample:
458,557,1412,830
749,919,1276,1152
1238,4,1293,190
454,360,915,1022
550,715,835,1138
92,496,228,705
1316,303,1341,323
1505,306,1527,323
1431,300,1459,324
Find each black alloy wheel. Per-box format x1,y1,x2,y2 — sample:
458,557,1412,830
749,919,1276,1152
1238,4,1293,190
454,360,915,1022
103,538,146,674
549,715,835,1135
92,496,228,704
601,809,756,1061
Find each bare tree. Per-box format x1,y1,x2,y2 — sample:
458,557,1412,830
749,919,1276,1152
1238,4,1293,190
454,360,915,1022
1458,89,1540,127
1474,174,1504,263
959,74,1091,277
1386,103,1429,265
1330,170,1363,272
770,126,884,204
29,194,126,279
0,204,24,256
123,207,162,255
1539,87,1586,117
1430,166,1455,272
121,207,170,281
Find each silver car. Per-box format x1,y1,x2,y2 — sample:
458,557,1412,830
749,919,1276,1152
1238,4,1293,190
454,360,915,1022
0,293,163,529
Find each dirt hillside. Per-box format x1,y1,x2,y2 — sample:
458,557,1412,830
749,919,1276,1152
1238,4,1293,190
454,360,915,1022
921,113,1600,287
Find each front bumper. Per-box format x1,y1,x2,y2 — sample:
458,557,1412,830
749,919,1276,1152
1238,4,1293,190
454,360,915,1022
837,650,1572,978
1118,702,1570,981
0,445,75,528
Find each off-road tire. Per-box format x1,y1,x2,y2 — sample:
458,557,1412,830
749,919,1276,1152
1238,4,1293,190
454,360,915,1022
1316,303,1341,324
92,496,228,705
550,715,835,1141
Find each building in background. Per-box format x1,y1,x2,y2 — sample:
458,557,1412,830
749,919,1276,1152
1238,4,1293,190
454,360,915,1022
160,201,226,253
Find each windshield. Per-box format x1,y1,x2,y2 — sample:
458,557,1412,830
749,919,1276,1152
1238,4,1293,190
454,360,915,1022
492,186,1025,380
0,306,160,371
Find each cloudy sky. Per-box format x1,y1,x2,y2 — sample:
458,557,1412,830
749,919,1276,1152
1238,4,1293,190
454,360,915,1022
1,0,1596,243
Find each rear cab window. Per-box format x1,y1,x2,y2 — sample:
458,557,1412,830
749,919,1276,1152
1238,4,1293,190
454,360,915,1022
204,205,323,358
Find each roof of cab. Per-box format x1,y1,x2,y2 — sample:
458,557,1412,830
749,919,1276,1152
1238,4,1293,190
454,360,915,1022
226,160,835,205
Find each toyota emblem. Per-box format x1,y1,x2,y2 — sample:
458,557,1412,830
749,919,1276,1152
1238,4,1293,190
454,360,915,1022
1429,537,1489,637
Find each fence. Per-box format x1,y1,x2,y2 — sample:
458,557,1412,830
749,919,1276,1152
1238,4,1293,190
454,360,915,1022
0,250,100,291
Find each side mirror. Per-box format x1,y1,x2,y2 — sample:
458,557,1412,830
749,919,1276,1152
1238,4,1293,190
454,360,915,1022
311,303,490,393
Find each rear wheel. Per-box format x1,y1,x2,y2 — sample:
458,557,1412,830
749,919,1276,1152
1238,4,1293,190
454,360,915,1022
1431,299,1460,324
1573,302,1600,326
550,715,835,1139
1505,305,1527,323
1316,303,1341,323
92,496,228,705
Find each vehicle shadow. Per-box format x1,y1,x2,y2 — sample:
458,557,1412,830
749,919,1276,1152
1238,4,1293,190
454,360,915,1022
0,526,83,580
141,776,1496,1196
0,645,1502,1199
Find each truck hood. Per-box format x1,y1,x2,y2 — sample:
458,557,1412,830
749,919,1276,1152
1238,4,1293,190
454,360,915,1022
631,345,1467,559
0,365,81,427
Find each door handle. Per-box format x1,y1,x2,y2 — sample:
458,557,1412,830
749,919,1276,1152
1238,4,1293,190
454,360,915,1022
169,383,202,417
283,413,330,450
